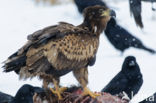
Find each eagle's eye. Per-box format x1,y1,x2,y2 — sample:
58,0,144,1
99,9,103,13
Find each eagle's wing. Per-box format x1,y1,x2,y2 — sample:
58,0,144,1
3,22,75,73
3,22,97,79
25,23,97,73
17,22,75,55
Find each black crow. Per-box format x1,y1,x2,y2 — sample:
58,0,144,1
139,92,156,103
11,84,44,103
129,0,144,28
74,0,107,13
102,56,143,100
0,84,44,103
104,18,156,54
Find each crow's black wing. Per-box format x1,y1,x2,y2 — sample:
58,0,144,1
102,72,128,95
0,91,13,103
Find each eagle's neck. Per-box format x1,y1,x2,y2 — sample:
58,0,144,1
79,19,106,37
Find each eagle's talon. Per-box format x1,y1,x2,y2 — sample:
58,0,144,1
50,87,67,100
82,87,100,98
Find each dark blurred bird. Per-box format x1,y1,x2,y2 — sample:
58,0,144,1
0,92,13,103
104,18,156,54
11,84,44,103
129,0,144,28
0,84,44,103
102,56,143,100
2,6,116,99
74,0,107,13
139,92,156,103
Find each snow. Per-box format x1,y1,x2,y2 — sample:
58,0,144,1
0,0,156,102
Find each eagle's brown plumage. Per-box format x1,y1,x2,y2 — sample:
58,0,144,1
3,5,116,99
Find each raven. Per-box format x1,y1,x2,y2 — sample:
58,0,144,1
104,18,155,54
102,56,143,100
0,84,44,103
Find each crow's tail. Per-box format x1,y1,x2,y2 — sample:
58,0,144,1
141,46,156,54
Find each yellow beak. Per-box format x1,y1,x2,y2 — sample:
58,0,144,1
101,9,116,17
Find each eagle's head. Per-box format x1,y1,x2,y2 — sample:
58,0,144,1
83,5,116,35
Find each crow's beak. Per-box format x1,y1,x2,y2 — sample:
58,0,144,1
33,87,45,94
110,10,116,17
129,61,135,66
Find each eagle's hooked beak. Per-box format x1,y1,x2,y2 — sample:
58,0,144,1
101,9,116,17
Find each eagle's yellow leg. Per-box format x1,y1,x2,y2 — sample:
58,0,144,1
50,79,67,100
82,86,100,98
73,67,100,99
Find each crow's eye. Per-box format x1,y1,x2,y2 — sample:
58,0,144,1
91,12,95,15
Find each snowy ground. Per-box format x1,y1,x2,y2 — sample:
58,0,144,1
0,0,156,102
